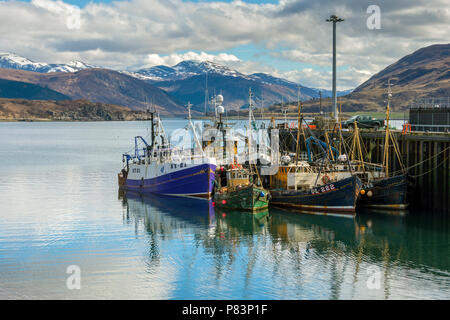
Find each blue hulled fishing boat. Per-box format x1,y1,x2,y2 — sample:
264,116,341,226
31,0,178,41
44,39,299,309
118,109,217,199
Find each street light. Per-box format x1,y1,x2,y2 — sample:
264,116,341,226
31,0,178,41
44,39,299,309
326,15,344,122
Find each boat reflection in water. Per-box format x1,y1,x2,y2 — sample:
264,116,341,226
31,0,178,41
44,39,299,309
118,191,449,299
120,190,216,230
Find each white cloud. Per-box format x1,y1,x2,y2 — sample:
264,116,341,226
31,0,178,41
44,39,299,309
0,0,448,89
143,51,240,68
32,0,81,30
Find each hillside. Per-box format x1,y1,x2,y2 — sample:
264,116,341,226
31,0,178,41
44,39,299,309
267,43,450,113
0,98,147,121
0,68,187,116
0,79,71,101
346,43,450,110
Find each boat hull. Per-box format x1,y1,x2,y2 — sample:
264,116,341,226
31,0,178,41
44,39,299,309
122,163,216,199
358,174,408,210
214,184,269,211
270,176,362,217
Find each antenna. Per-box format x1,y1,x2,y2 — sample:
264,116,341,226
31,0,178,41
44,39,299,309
281,95,288,124
319,90,323,114
387,79,393,106
186,101,193,120
145,95,150,114
261,90,265,120
204,71,208,116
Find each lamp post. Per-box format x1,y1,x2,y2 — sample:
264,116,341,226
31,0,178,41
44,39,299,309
326,15,344,122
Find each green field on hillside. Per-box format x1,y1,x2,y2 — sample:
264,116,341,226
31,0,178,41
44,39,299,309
341,111,408,120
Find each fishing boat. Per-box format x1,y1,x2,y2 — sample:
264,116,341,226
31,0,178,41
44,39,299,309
213,167,269,211
269,167,362,217
118,107,217,199
265,91,362,217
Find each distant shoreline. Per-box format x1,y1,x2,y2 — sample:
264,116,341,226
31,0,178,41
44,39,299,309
1,114,407,122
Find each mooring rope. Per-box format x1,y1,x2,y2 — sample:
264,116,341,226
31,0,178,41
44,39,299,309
408,155,449,178
390,145,450,177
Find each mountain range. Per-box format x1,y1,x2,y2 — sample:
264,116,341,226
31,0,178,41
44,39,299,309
0,43,448,116
0,53,349,114
0,53,96,73
132,61,351,110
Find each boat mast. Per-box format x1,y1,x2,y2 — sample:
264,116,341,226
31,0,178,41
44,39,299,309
148,100,155,152
383,80,392,176
295,86,302,165
204,71,208,117
248,88,253,166
187,101,203,155
382,80,406,177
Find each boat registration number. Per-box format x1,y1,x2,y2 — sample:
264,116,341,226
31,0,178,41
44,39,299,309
311,184,335,195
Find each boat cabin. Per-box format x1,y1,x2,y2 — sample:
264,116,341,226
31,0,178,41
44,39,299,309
226,169,251,189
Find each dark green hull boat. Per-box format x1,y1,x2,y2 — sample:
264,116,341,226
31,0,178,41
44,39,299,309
213,184,269,211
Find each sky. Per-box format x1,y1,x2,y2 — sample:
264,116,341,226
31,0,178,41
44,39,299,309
1,0,449,90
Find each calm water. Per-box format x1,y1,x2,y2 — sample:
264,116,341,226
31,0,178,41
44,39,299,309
0,120,448,300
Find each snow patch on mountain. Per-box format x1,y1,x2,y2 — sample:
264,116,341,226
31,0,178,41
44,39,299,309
135,60,248,81
0,53,95,73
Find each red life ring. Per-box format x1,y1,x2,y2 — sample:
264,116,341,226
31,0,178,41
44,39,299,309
322,175,330,184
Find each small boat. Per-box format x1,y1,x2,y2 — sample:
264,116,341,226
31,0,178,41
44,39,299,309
213,168,269,211
270,175,362,217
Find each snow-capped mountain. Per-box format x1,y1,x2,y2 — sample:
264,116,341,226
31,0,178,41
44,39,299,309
0,53,96,73
135,60,246,81
0,53,47,72
134,61,350,98
0,53,348,97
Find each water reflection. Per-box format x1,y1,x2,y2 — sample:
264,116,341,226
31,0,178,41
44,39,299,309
119,192,449,299
1,121,447,299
